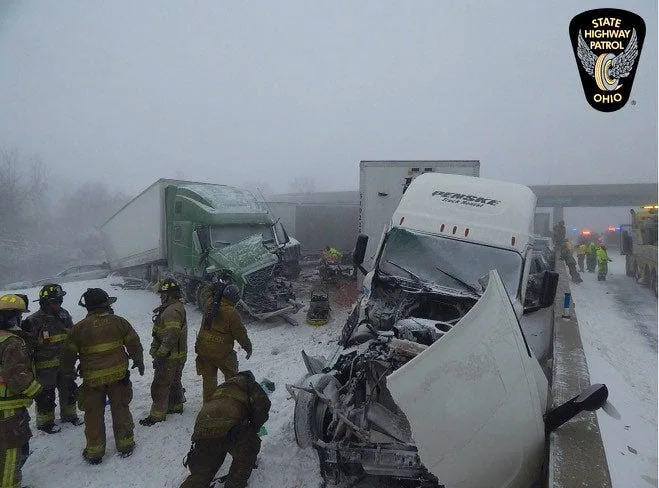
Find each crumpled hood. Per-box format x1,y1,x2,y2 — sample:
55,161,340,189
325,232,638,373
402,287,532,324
207,233,278,286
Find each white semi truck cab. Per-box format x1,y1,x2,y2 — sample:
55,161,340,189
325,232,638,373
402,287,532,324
353,173,557,334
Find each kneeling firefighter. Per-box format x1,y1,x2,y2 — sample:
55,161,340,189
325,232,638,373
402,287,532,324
195,281,252,403
0,294,42,488
140,278,187,426
21,283,83,434
180,370,270,488
63,288,144,464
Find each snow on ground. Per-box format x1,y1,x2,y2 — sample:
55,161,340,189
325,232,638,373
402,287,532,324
1,277,352,488
569,257,658,488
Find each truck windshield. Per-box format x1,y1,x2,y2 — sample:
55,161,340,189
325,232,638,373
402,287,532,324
378,227,523,299
210,224,276,248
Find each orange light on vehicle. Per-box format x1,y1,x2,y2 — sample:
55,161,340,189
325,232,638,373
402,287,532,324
643,205,658,209
581,230,591,236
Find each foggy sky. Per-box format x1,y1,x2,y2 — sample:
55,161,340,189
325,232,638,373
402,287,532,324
0,1,657,232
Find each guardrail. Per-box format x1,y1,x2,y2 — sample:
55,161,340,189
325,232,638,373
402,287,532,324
547,263,612,487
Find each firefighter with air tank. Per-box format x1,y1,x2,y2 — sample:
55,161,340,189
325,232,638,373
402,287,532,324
195,280,252,403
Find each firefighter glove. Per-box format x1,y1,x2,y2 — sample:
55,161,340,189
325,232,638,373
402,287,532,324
131,359,145,376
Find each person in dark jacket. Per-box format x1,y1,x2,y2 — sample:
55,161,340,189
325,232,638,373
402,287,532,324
21,283,83,433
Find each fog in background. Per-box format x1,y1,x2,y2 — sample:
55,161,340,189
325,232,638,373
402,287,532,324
0,1,656,281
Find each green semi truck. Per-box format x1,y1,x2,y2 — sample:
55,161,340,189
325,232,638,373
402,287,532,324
100,179,302,319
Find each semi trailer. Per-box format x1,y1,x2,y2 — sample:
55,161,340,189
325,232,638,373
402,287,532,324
100,179,301,319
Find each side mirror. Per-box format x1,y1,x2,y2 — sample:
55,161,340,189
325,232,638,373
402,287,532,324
544,383,608,432
539,270,559,308
273,221,290,246
620,231,632,255
353,234,369,275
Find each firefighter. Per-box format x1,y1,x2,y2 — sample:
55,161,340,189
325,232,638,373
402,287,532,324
62,288,144,464
179,370,270,488
195,282,252,403
0,294,42,488
576,242,588,273
552,221,566,254
140,278,187,426
21,283,83,433
586,241,598,272
561,240,583,284
596,244,613,281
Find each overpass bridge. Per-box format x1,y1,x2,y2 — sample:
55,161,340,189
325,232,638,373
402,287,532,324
529,183,657,224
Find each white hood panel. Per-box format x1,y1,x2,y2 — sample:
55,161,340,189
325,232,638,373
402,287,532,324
387,270,545,488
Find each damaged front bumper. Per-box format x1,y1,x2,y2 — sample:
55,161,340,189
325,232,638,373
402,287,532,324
315,440,438,486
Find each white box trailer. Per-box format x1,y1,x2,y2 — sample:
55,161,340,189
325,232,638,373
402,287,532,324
359,160,480,271
100,179,173,270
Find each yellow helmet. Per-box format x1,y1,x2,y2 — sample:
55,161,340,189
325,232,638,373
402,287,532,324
0,294,28,313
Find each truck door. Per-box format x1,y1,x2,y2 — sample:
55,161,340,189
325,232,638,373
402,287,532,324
169,221,195,274
387,270,546,488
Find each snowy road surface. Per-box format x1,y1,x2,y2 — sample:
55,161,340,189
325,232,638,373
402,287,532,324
2,277,342,488
569,257,658,488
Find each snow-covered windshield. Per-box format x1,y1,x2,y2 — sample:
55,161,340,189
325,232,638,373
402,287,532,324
378,227,523,298
210,224,276,248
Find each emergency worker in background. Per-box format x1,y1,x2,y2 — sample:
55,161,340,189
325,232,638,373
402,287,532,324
0,294,42,488
322,246,343,264
553,220,566,254
63,288,144,464
576,242,588,273
596,244,613,281
561,240,583,284
140,278,187,426
586,240,598,272
195,281,252,403
179,370,270,488
21,284,83,434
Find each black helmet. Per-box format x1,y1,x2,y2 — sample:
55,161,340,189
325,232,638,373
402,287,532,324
38,283,66,302
157,278,181,294
78,288,117,309
222,284,242,304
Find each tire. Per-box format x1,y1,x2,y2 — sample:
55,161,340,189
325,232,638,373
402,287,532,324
293,374,338,448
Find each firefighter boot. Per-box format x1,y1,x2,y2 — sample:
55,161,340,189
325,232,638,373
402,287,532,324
139,416,163,427
37,422,62,434
82,449,102,465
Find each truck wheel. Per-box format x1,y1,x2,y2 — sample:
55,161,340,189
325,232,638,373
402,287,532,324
293,374,337,448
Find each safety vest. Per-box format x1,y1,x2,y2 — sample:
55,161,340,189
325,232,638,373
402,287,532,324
0,331,41,410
